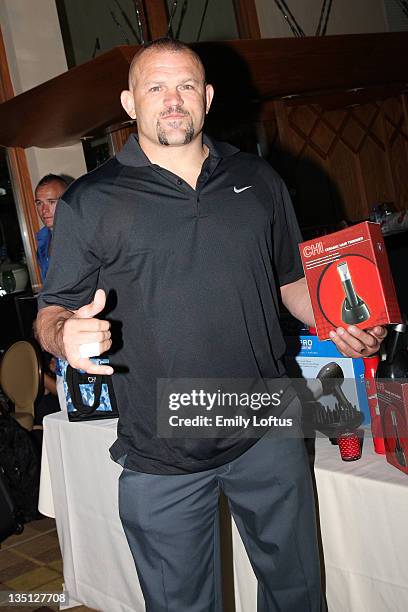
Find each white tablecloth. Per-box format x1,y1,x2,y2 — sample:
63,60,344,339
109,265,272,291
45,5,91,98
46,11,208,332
39,414,144,612
40,412,408,612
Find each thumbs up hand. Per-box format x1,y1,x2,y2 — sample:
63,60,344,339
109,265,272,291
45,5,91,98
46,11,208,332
62,289,113,375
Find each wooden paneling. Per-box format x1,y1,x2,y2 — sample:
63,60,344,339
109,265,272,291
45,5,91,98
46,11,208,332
195,32,408,98
0,46,137,149
142,0,261,43
273,95,408,228
1,33,408,149
232,0,261,39
107,123,138,155
142,0,168,39
0,25,41,290
382,97,408,209
1,30,408,230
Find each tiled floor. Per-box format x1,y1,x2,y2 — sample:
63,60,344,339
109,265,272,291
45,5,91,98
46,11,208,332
0,517,96,611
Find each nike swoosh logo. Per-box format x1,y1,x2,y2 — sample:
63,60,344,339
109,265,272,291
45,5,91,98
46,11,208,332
234,185,253,194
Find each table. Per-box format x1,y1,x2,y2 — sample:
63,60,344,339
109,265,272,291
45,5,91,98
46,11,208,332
39,413,408,612
233,439,408,612
39,414,144,612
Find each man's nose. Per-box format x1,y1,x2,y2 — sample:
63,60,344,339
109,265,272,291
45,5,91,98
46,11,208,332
164,88,183,106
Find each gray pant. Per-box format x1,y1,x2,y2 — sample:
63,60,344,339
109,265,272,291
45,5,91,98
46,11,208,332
118,430,321,611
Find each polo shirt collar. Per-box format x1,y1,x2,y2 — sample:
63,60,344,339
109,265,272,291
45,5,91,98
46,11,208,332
116,133,239,168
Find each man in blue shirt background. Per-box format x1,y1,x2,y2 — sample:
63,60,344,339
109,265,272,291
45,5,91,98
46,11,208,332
35,174,67,281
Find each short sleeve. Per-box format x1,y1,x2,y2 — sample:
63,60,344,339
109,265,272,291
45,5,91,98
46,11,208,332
271,177,304,286
38,197,102,311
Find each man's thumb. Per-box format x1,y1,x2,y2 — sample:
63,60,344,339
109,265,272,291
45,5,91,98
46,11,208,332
75,289,106,319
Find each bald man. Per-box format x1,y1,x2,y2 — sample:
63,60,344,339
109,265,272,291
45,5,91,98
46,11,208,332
37,38,385,612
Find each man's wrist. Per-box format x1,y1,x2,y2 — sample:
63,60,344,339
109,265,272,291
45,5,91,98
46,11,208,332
54,315,70,358
37,306,73,358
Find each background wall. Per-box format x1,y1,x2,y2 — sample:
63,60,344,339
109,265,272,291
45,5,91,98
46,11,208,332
56,0,239,69
165,0,239,42
0,0,87,188
255,0,389,38
56,0,140,67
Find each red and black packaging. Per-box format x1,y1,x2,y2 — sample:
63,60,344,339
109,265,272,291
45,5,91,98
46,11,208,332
364,355,386,454
299,222,402,340
376,381,408,474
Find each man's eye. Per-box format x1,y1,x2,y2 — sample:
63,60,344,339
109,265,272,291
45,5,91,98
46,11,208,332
149,86,161,92
179,84,194,91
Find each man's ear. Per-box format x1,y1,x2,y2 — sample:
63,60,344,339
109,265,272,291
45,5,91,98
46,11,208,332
121,90,136,119
205,84,214,115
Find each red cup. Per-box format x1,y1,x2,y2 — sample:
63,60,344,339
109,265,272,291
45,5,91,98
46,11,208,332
337,431,362,461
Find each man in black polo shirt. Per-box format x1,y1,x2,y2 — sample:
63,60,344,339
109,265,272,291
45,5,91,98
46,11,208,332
37,39,385,611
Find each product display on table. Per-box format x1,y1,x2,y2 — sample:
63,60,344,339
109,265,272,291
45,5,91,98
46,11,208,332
299,222,402,339
376,323,408,474
285,332,367,459
285,333,370,424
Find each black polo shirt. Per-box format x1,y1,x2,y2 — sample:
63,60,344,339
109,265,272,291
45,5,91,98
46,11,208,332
39,134,304,474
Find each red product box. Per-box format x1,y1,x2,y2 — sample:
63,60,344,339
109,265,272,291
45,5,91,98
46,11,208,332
376,381,408,474
299,222,402,340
